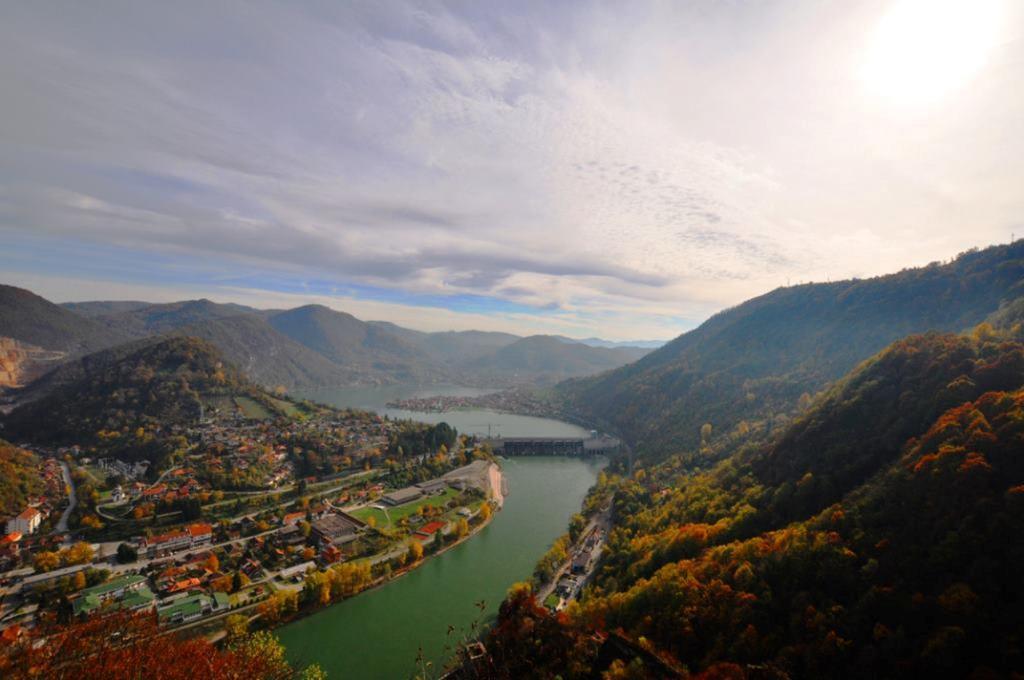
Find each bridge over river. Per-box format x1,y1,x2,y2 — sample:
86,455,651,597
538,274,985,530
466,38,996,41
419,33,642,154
482,434,621,457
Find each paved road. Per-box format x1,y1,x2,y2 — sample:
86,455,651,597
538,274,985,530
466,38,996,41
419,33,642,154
54,461,77,534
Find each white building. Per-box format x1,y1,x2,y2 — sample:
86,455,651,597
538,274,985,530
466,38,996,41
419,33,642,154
6,507,41,536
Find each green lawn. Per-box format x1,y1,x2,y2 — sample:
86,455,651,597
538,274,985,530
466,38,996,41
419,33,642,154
544,593,561,609
351,488,460,529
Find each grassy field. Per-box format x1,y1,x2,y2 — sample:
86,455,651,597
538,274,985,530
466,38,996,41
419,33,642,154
350,488,461,529
234,396,272,420
268,397,302,418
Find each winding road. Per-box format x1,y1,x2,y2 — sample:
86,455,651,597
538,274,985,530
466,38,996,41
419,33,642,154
54,461,76,534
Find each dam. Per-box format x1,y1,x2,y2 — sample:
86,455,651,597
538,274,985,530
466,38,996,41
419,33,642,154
483,434,621,457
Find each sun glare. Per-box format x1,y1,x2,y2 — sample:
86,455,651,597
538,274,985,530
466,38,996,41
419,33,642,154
861,0,1004,107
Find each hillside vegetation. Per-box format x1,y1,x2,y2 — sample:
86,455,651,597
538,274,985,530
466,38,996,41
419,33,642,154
484,262,1024,677
0,285,127,355
556,243,1024,463
488,326,1024,677
0,441,43,518
2,336,297,466
465,335,649,385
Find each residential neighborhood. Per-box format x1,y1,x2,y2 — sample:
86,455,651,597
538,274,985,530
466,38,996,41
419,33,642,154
0,404,501,642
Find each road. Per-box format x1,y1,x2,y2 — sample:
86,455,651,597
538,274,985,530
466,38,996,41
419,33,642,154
536,505,611,605
54,461,77,534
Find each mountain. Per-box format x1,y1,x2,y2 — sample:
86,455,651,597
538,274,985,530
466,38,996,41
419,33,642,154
465,335,650,384
0,285,127,355
555,336,666,350
60,300,153,318
55,299,353,390
71,298,257,338
267,305,445,383
2,336,300,465
2,290,655,393
413,329,522,364
0,285,130,388
174,314,356,389
486,323,1024,678
556,242,1024,462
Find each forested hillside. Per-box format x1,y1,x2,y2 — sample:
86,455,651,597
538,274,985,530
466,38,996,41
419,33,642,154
466,335,649,385
556,243,1024,463
0,285,127,355
486,322,1024,678
267,304,445,384
0,441,43,518
2,337,295,466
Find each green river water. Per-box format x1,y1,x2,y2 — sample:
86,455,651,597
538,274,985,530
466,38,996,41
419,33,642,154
279,386,605,678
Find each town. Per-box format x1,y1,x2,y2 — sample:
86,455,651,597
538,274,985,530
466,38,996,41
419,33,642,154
0,400,503,642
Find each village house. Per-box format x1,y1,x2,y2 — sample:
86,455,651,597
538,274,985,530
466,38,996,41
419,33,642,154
5,507,41,536
141,522,214,556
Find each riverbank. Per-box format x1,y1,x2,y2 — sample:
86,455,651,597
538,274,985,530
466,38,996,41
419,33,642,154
221,462,507,641
277,456,605,679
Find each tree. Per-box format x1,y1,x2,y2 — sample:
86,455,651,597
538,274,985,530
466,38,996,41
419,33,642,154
71,571,87,591
224,613,249,643
456,518,470,538
0,610,298,679
203,553,220,573
232,570,250,593
63,542,95,566
116,543,138,564
407,540,424,564
33,551,61,573
479,503,492,522
569,513,586,542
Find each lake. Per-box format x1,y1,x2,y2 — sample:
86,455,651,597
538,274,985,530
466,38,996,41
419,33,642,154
296,384,592,439
279,385,603,678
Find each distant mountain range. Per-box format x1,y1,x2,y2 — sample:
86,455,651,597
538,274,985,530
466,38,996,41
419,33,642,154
0,285,658,394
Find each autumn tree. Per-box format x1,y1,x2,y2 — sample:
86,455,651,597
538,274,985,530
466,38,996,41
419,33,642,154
33,550,60,573
0,610,304,679
224,613,249,643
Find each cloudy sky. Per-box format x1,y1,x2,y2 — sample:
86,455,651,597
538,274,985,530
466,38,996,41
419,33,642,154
2,1,1022,340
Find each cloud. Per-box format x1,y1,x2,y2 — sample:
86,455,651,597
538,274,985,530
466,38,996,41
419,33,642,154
1,1,1022,340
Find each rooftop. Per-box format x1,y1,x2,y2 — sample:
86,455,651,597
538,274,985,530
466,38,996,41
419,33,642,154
383,487,423,505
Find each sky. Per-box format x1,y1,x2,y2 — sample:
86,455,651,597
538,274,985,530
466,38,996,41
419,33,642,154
1,0,1022,341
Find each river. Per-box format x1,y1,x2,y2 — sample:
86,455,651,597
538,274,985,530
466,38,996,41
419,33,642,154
279,385,604,679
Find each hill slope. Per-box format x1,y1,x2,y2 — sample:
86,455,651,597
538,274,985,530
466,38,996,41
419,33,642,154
0,285,127,355
2,336,294,464
0,441,43,518
55,299,353,390
488,325,1024,678
557,242,1024,461
267,305,441,382
466,335,649,384
176,314,355,389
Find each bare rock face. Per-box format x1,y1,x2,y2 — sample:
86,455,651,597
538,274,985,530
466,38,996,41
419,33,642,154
0,337,65,388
